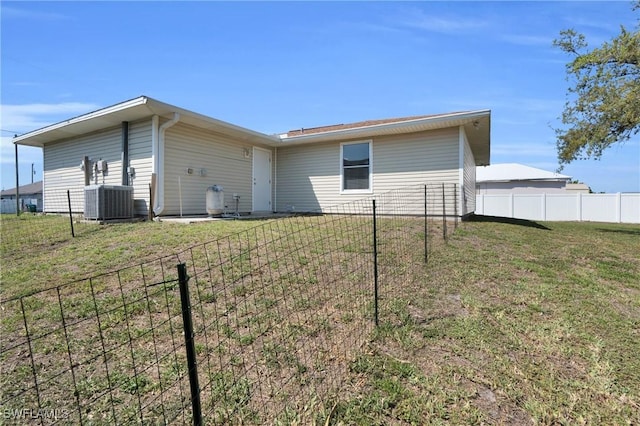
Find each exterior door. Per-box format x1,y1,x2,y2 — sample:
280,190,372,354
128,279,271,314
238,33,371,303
252,147,272,212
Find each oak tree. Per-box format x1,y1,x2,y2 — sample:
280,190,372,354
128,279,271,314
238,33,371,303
553,2,640,167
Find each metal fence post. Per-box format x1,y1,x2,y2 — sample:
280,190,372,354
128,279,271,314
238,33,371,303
177,263,202,426
424,184,428,264
67,190,75,238
372,200,379,327
442,183,447,241
454,184,458,230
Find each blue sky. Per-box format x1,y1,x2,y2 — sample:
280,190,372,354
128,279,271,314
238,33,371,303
1,1,639,193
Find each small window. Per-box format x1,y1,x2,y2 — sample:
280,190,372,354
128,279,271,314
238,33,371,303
341,141,372,192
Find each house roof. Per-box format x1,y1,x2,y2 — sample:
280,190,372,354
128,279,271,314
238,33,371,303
13,96,491,166
13,96,280,148
1,181,43,197
286,114,453,136
476,163,571,183
280,110,491,165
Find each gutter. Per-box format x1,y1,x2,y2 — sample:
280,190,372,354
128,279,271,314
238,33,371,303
152,112,180,216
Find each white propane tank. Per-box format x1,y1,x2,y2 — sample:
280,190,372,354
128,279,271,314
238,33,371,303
206,185,224,216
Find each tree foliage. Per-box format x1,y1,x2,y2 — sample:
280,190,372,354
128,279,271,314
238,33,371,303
553,2,640,167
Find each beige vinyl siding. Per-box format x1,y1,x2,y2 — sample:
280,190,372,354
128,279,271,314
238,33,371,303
276,142,339,212
43,126,122,212
374,129,459,216
128,119,153,215
42,119,153,215
276,127,461,213
461,127,476,215
373,128,459,190
163,123,259,215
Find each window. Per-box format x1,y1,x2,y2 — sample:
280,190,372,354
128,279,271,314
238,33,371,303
341,141,372,192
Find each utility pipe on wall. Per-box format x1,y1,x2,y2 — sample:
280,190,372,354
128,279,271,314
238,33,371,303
121,121,129,186
82,156,91,186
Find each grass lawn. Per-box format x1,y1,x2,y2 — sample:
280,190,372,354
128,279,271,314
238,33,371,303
332,218,640,425
1,214,639,424
1,215,264,298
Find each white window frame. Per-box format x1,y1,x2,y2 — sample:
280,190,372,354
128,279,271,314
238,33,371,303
340,140,373,194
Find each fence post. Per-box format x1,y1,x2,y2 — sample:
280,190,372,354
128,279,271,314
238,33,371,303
509,193,514,218
177,263,202,426
442,183,447,241
424,184,428,264
67,190,75,238
454,184,458,229
372,200,379,327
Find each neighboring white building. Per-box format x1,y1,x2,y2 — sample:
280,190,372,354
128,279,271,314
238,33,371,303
474,164,638,223
476,163,573,194
13,96,491,218
565,183,591,193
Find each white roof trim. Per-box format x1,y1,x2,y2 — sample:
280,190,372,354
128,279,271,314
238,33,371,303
279,110,490,143
278,109,491,166
13,97,149,145
12,97,490,166
13,96,280,147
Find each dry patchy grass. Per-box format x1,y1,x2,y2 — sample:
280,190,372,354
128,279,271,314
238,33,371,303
329,219,640,425
1,213,447,424
2,214,638,424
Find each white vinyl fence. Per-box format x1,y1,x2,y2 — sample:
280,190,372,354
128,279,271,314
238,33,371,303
476,193,640,224
1,199,17,214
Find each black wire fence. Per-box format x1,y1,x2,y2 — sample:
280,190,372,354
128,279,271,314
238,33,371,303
1,183,459,425
1,189,99,259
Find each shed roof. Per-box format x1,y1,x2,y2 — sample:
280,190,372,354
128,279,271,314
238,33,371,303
476,163,571,182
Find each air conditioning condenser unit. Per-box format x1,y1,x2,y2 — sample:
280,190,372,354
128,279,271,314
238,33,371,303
84,185,134,220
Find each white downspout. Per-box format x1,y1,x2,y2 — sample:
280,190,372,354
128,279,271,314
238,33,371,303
273,146,277,212
151,115,159,216
153,112,180,216
458,126,465,217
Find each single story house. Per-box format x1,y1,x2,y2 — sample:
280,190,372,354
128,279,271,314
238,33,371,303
476,163,574,194
0,181,43,213
13,96,491,218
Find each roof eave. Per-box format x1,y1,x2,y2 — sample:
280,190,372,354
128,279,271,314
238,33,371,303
13,96,280,148
13,96,150,147
480,177,571,183
277,109,491,166
280,110,490,143
148,100,281,146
